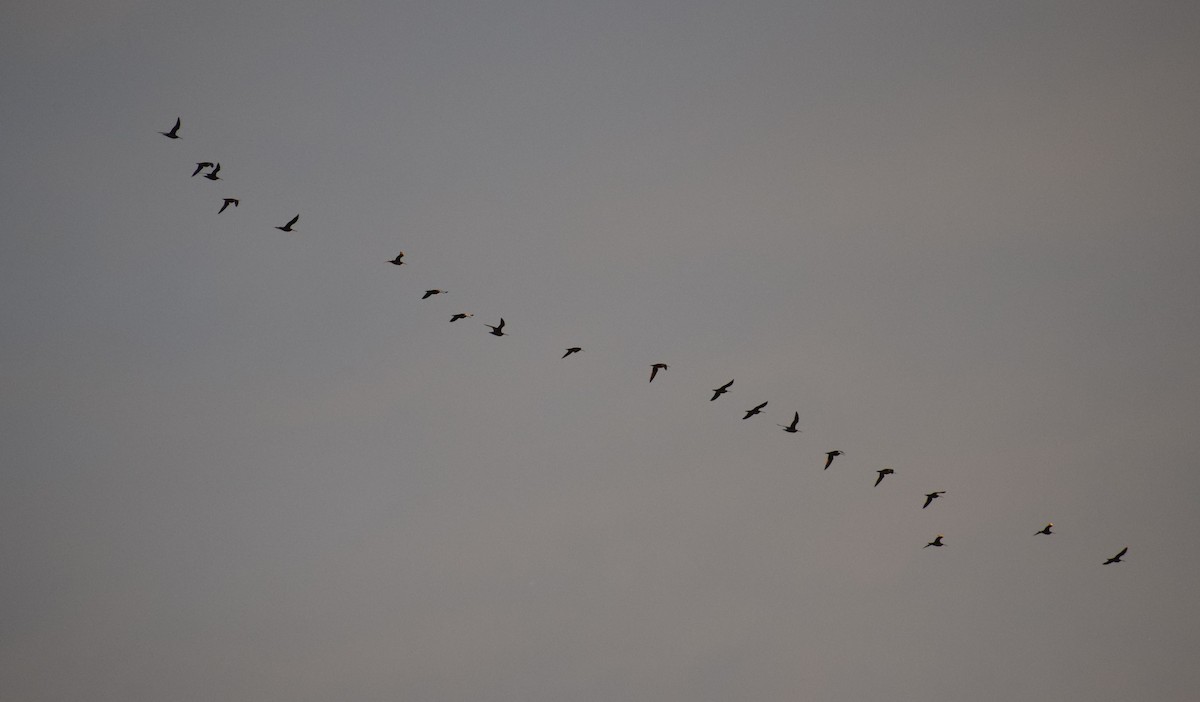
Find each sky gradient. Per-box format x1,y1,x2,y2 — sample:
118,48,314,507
3,2,1200,700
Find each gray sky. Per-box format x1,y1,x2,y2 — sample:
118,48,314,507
3,1,1200,700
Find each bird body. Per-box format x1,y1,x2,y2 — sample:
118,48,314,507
487,318,506,336
925,535,945,548
422,289,445,299
922,491,946,509
218,198,239,213
778,412,800,433
710,379,734,401
449,313,473,322
874,468,894,487
389,252,405,266
203,163,221,180
1035,523,1054,535
1103,547,1128,565
192,162,214,177
649,363,668,382
742,401,768,419
160,117,181,139
562,347,582,358
824,450,844,469
275,214,299,232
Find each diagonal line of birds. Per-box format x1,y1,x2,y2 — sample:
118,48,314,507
158,116,1132,567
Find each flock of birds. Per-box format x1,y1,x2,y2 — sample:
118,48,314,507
158,116,1131,567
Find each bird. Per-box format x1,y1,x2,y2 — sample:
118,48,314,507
874,468,894,486
562,347,582,358
742,401,768,419
709,379,734,401
487,318,506,336
203,163,221,180
275,214,299,232
1103,547,1128,565
191,162,214,177
388,252,405,266
1035,523,1054,535
449,313,473,322
649,363,668,382
922,491,945,509
160,117,181,139
421,289,446,299
777,412,800,433
924,535,945,548
824,450,844,470
218,198,239,214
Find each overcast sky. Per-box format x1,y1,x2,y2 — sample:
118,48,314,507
3,2,1200,700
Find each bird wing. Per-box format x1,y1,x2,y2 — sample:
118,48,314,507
1115,547,1128,558
824,454,834,469
287,214,298,227
755,401,768,411
497,318,505,330
790,411,799,427
650,366,659,382
923,495,934,508
874,473,884,487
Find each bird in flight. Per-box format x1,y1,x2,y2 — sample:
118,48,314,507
191,162,214,177
874,468,894,486
449,313,473,322
389,252,405,266
487,318,506,336
924,535,945,548
922,491,945,509
824,450,844,470
422,289,446,299
160,117,181,139
203,163,221,181
562,347,582,358
1103,547,1128,565
742,401,768,419
709,379,734,401
649,363,668,382
1034,523,1054,535
777,412,800,433
275,214,299,232
218,198,239,213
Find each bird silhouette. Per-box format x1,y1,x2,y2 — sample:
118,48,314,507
388,252,405,266
777,412,800,433
649,363,668,382
1103,547,1128,565
710,379,734,401
160,117,181,139
191,162,214,177
1035,523,1054,535
742,401,768,419
824,450,844,470
562,347,582,358
218,198,239,213
922,491,945,509
924,535,945,548
874,468,894,486
422,289,446,299
487,318,506,336
275,214,299,232
449,313,473,322
203,163,221,180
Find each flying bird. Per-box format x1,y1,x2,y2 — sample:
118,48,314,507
487,318,506,336
388,252,405,266
874,468,894,486
203,163,221,180
1103,547,1128,565
449,313,473,322
742,401,768,419
191,162,214,177
1035,523,1054,535
562,347,582,358
160,117,181,139
649,363,668,383
924,535,945,548
922,491,946,509
421,289,446,299
275,214,299,232
777,412,800,433
709,379,734,401
824,450,844,470
218,198,239,213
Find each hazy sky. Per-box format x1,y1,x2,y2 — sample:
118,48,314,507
3,2,1200,700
